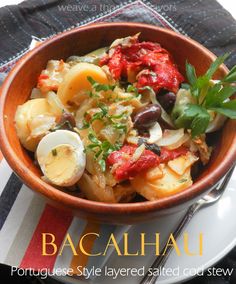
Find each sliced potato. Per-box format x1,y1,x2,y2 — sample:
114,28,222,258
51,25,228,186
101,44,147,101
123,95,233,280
168,152,198,175
15,104,39,152
15,98,56,152
131,176,160,201
145,166,164,181
57,63,109,107
131,164,193,200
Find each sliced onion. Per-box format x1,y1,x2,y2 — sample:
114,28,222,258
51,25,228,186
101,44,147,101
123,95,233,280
86,47,107,57
75,98,94,129
109,33,139,49
206,112,227,133
175,88,195,105
126,129,139,144
149,88,175,128
156,128,185,147
131,144,145,162
127,135,139,145
206,81,227,132
168,152,198,175
166,133,190,150
148,122,163,144
47,91,66,116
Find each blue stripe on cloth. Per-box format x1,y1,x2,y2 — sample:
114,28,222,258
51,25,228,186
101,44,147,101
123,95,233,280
0,173,23,230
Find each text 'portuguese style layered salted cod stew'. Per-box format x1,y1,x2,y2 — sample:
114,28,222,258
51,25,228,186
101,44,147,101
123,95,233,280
15,34,236,203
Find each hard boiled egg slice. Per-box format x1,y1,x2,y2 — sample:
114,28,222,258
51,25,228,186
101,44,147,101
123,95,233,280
36,130,86,187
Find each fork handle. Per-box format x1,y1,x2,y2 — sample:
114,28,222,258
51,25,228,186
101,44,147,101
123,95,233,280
140,203,200,284
140,166,235,284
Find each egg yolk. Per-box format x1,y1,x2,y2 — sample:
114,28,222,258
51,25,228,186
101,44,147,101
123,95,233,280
43,144,79,186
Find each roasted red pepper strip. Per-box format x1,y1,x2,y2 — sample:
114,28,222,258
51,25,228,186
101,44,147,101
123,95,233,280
38,74,49,81
115,152,159,181
159,146,188,163
107,145,159,181
37,74,49,87
136,53,184,93
100,40,184,93
105,46,123,79
107,145,188,181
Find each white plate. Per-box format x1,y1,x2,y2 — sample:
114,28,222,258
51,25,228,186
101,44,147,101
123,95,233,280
53,169,236,284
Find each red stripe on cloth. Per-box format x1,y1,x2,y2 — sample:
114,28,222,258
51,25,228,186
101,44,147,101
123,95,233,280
20,204,73,271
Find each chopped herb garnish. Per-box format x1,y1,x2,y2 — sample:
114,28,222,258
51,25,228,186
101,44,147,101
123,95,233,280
86,132,122,172
98,159,106,172
114,95,139,102
79,119,90,129
88,90,99,98
98,103,109,116
112,123,127,132
110,111,127,119
87,76,115,92
126,84,141,97
81,77,130,163
52,149,57,156
88,132,101,144
85,100,128,134
90,103,108,123
90,112,104,123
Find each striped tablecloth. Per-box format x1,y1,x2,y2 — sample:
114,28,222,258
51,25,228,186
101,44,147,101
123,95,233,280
0,0,176,275
0,177,126,274
0,1,236,283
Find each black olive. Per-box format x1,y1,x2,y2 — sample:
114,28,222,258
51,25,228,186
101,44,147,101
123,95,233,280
138,138,161,156
132,104,162,130
54,112,76,131
60,112,76,127
157,89,176,113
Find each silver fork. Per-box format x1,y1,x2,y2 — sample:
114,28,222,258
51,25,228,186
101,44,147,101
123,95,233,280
140,166,235,284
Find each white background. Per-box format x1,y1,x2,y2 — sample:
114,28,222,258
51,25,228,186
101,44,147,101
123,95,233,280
0,0,235,19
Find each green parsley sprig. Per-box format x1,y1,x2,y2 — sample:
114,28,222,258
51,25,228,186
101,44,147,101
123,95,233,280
172,54,236,137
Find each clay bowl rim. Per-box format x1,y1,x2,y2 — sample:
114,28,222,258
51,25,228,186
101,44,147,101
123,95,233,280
0,22,236,216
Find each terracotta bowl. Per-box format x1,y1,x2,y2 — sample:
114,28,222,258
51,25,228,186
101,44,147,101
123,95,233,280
0,22,236,224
